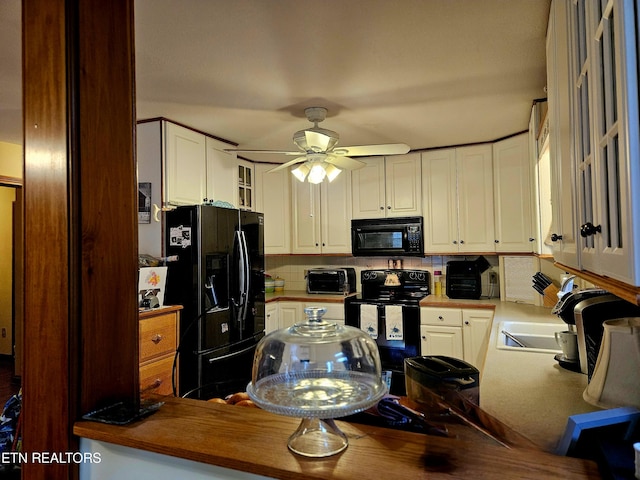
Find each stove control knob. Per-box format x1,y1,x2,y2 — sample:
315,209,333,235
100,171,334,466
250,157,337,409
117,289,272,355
417,272,425,281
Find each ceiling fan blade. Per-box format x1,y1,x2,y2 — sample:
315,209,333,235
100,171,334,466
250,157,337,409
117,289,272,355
325,155,367,170
332,143,410,157
267,156,307,173
224,148,303,156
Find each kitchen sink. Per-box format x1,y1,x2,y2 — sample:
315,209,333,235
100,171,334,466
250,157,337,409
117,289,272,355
496,321,563,354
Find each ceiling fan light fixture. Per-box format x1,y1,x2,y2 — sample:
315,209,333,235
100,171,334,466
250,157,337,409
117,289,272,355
324,163,342,182
291,163,310,182
307,163,327,184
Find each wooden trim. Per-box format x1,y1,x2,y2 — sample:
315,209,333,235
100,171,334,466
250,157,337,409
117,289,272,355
555,262,640,305
0,175,22,187
137,117,239,147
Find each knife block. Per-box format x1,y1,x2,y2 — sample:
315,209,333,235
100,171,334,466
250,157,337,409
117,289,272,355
542,284,559,307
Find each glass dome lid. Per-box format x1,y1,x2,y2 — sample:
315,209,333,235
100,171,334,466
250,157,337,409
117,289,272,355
247,306,387,457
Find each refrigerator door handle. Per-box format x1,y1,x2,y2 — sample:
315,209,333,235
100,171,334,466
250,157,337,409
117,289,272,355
234,230,249,328
239,230,250,324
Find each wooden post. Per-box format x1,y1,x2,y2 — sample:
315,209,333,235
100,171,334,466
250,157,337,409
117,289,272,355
22,0,138,477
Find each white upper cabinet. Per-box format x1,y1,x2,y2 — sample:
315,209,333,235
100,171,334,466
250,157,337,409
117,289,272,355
164,122,207,206
547,0,579,268
422,145,495,253
237,160,254,211
563,0,640,285
205,136,237,207
291,170,352,254
350,157,385,218
492,133,534,252
456,145,496,253
136,119,237,257
529,103,555,257
421,148,458,253
351,154,422,219
255,163,290,254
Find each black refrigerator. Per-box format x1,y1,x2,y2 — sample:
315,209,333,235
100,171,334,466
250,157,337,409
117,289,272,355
164,205,265,399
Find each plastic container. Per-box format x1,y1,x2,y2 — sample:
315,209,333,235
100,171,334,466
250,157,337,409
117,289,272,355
404,355,480,410
265,277,275,293
433,270,442,296
274,277,285,292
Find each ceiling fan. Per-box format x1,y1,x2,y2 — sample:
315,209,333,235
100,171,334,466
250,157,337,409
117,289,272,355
225,107,410,183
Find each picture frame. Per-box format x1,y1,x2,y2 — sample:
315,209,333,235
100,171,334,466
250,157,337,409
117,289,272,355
138,182,152,224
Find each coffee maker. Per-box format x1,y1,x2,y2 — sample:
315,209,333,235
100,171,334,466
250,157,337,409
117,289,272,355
552,288,640,376
551,288,609,370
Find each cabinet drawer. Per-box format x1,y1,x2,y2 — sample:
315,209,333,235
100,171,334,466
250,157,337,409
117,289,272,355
304,302,344,321
420,307,462,326
140,355,175,396
139,313,177,363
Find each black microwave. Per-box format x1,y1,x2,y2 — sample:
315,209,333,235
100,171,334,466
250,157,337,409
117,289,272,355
351,217,424,256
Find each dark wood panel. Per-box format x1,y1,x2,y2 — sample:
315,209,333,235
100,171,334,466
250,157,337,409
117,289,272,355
76,0,139,414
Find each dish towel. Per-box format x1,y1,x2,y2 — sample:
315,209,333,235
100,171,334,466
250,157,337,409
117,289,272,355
360,304,379,339
385,305,404,340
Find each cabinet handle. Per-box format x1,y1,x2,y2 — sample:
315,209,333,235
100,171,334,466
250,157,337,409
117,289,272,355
438,316,444,321
380,206,384,210
529,237,535,242
152,204,161,223
494,239,499,243
464,321,470,325
387,206,391,209
580,222,602,237
452,240,457,245
151,334,164,344
459,240,465,244
151,379,163,389
550,233,563,242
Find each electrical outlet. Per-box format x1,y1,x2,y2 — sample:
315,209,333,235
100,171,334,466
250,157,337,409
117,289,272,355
488,271,498,285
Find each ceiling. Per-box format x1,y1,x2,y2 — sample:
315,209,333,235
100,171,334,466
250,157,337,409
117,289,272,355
1,0,550,163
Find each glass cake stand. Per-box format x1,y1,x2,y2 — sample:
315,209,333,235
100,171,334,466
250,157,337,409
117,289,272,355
247,307,387,457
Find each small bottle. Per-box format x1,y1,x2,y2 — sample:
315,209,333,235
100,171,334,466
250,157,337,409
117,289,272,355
433,270,442,296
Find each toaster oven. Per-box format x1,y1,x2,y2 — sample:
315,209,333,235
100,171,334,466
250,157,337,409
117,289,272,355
306,268,356,294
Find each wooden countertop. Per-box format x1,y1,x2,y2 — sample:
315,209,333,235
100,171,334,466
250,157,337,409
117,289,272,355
74,396,599,479
419,295,498,309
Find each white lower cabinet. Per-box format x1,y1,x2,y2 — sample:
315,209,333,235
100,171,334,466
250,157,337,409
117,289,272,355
461,309,493,373
264,301,345,334
420,307,493,373
277,302,303,330
265,303,278,334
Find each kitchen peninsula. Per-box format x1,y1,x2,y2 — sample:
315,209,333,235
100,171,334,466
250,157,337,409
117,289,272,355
74,394,598,479
74,293,603,479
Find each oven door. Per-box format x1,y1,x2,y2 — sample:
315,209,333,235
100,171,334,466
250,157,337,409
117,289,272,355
345,300,420,395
